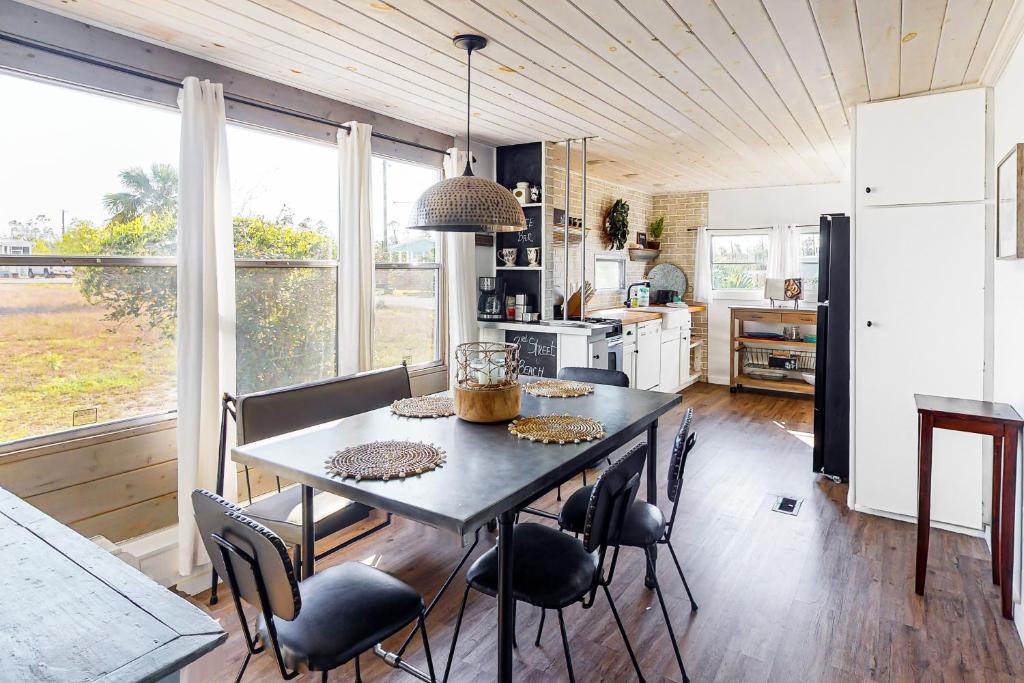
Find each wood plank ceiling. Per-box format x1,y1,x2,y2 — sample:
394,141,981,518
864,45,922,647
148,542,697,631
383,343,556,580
18,0,1022,192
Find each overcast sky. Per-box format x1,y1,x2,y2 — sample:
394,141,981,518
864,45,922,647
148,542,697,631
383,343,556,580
0,71,439,242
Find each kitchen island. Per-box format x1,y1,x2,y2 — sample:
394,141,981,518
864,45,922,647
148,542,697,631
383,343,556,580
479,303,707,389
478,319,615,378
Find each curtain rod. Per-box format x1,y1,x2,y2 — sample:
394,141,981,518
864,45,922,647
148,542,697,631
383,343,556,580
686,223,819,232
0,33,452,157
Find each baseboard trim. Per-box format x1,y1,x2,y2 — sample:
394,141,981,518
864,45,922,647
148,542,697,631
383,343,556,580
851,504,985,538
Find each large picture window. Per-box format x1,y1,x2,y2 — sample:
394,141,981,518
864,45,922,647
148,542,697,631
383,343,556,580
371,157,443,370
0,72,180,444
226,123,339,394
0,71,447,449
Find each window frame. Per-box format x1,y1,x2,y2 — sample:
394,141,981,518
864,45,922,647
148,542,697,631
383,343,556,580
370,154,445,372
0,70,449,452
594,254,626,292
708,229,771,299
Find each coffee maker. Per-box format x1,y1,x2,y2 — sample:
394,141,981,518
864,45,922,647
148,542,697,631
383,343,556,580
477,276,505,321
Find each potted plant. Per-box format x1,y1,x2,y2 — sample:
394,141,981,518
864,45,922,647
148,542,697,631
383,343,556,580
604,198,630,250
648,216,665,249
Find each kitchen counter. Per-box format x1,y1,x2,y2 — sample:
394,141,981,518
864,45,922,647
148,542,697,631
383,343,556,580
591,304,707,326
477,319,614,336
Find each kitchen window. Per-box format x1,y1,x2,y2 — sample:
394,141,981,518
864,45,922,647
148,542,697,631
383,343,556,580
710,232,769,291
371,156,443,370
594,255,626,291
797,227,820,294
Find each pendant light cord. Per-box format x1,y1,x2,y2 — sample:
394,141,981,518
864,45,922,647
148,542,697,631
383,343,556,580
463,45,474,176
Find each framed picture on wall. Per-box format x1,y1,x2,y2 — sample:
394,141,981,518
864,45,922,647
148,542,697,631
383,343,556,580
996,143,1024,259
636,231,648,247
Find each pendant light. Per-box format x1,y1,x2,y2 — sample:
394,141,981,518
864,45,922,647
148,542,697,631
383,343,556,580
407,35,526,233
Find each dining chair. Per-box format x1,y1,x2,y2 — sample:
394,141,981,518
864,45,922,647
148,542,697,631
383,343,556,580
193,490,437,682
556,407,698,683
553,366,628,498
443,444,650,683
209,364,411,603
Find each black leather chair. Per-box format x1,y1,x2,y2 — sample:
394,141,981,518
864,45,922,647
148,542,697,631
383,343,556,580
556,366,630,387
553,366,628,498
557,408,698,683
192,490,436,682
444,444,650,683
210,364,412,602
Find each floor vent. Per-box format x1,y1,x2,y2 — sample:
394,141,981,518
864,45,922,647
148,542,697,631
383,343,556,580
772,495,803,516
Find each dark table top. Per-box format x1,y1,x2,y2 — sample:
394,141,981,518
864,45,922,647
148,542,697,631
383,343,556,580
914,394,1024,424
0,487,226,682
232,382,682,539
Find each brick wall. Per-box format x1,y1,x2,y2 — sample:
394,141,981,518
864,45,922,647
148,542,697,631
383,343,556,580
651,192,709,381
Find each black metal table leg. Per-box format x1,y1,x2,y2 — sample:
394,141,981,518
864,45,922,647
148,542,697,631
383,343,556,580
497,510,516,683
645,420,659,589
301,485,314,579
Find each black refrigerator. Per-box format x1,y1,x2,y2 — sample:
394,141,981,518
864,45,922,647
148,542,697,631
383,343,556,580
813,213,850,482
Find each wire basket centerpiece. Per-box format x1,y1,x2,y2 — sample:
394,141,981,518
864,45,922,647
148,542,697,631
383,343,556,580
453,341,522,423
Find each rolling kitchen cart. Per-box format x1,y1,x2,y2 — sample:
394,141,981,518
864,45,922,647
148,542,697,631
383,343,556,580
729,306,817,397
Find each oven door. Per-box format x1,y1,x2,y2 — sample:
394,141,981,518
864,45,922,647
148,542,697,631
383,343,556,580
606,335,623,372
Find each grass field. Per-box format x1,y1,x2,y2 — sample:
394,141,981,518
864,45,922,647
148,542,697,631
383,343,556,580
0,277,439,444
0,279,175,442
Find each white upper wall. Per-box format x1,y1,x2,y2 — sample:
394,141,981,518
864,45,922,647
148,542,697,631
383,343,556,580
708,182,849,229
992,29,1024,417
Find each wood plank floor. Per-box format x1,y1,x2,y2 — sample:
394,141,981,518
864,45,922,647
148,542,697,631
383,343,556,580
187,383,1024,681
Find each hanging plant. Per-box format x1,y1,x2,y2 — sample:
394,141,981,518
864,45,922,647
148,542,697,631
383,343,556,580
605,198,630,250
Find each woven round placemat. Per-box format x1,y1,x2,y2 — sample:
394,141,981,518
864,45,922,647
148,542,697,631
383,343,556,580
391,396,455,418
523,379,595,398
325,441,446,481
508,414,606,444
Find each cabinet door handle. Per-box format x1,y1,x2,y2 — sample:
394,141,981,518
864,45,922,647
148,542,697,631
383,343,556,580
866,320,873,327
592,354,600,360
865,186,872,194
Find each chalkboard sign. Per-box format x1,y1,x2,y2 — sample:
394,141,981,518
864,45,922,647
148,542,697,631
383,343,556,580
506,330,558,378
497,206,541,266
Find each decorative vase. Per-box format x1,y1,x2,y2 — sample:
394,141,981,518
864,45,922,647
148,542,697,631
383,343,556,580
513,182,530,205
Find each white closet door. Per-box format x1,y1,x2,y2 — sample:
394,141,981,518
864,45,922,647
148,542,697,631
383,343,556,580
855,203,985,528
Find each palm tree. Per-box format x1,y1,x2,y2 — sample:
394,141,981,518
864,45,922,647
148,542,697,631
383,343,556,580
103,163,178,223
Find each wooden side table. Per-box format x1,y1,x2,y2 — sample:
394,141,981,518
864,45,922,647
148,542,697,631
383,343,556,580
915,394,1023,619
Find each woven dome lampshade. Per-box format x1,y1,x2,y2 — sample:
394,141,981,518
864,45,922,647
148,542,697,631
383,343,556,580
407,174,526,233
408,34,526,234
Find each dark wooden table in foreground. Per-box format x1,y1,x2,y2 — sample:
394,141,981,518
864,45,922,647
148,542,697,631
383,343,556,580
233,380,681,683
915,394,1023,619
0,487,226,682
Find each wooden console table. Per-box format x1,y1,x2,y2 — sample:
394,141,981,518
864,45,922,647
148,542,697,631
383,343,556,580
914,394,1023,619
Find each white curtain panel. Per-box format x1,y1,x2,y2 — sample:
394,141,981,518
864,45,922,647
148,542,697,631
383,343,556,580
693,227,712,303
443,147,478,383
337,122,374,375
175,77,237,577
767,224,802,279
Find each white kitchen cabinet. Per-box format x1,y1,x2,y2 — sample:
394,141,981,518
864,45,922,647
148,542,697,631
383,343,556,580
855,88,986,206
623,340,637,388
660,327,681,392
679,328,691,386
636,320,661,391
854,203,985,528
588,338,608,370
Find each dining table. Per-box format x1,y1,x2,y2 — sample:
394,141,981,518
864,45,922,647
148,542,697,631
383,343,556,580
231,379,682,682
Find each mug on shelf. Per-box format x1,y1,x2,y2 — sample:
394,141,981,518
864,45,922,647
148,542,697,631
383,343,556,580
500,248,518,266
526,247,540,266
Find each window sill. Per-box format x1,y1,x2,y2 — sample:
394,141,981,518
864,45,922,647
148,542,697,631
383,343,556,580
0,412,177,460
